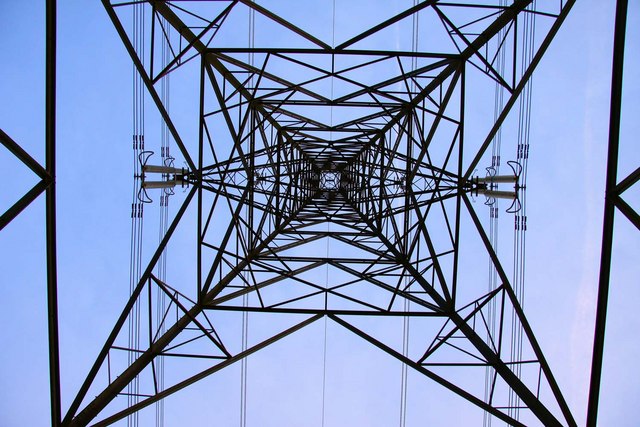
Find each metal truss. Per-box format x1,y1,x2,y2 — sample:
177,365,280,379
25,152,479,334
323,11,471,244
39,0,580,425
587,0,638,425
0,0,61,425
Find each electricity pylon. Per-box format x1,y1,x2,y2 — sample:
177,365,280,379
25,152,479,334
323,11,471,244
60,1,580,425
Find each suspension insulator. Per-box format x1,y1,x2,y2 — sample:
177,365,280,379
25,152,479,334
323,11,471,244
476,174,518,184
143,165,183,174
142,180,177,189
478,189,517,200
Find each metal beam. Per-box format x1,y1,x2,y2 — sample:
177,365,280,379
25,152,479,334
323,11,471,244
237,0,331,50
65,194,313,426
462,193,576,427
329,314,526,427
0,128,49,180
102,0,197,171
91,314,322,427
463,0,576,179
0,128,52,231
347,195,569,427
0,179,49,231
613,195,640,231
46,0,62,425
83,2,580,424
62,186,198,425
587,0,629,424
335,0,438,50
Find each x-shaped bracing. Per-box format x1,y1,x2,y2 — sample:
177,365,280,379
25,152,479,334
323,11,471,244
64,1,579,425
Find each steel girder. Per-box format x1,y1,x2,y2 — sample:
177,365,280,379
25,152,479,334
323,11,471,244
0,1,61,426
586,0,638,425
59,1,581,425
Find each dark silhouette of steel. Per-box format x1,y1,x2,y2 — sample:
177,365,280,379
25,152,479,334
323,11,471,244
0,1,619,426
0,129,50,230
53,1,585,425
46,0,62,425
587,0,636,425
21,0,640,426
0,1,61,425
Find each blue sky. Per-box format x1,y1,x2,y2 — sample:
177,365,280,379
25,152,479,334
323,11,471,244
0,1,639,426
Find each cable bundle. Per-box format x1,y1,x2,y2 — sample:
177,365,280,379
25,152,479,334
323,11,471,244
508,0,536,420
128,2,146,426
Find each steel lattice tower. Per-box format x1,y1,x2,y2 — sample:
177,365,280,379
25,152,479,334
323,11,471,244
2,1,638,426
71,1,576,425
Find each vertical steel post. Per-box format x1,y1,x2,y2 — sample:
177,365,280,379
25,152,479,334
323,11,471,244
586,0,628,425
46,0,62,425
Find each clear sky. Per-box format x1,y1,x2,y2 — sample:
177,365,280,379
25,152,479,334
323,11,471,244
0,1,638,426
